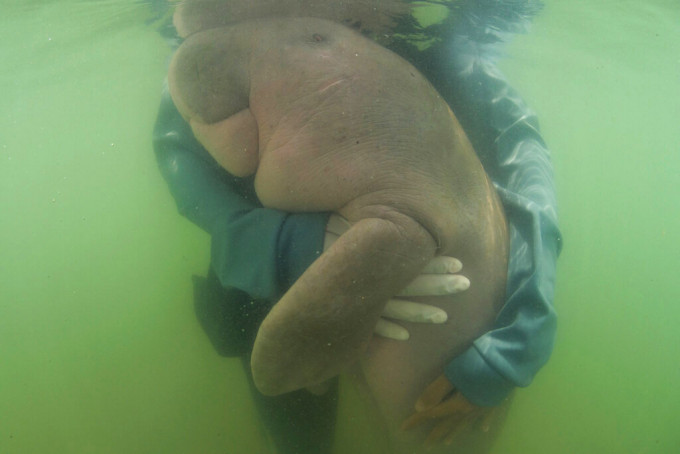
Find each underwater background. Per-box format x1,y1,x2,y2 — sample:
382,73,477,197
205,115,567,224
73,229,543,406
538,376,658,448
1,0,679,452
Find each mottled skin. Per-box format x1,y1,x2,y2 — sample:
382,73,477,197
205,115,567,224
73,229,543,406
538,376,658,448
169,13,508,452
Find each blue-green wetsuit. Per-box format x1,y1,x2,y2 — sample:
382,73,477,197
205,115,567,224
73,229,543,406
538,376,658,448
152,2,560,451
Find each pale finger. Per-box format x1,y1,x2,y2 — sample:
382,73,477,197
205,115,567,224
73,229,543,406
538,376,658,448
398,274,470,297
422,256,463,274
373,318,409,341
382,299,447,323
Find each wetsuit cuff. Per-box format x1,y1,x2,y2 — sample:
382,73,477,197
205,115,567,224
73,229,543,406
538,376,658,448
444,347,515,407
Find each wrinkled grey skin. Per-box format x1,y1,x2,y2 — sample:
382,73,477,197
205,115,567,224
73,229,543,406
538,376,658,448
168,12,509,451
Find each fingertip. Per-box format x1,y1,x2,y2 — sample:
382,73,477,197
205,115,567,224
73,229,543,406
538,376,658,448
428,310,447,324
387,331,410,341
424,256,462,274
449,276,470,292
396,331,410,341
447,257,463,273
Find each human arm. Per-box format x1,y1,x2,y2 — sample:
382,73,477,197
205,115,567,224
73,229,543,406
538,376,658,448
153,85,328,302
402,1,562,410
401,20,561,444
439,39,561,408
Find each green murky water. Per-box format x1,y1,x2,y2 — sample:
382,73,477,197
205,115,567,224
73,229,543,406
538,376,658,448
1,1,679,452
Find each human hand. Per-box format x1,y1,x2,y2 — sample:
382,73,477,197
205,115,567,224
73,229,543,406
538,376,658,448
401,374,497,448
324,214,470,340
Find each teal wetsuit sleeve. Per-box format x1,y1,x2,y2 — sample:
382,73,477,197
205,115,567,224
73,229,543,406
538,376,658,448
152,85,328,301
432,36,562,406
